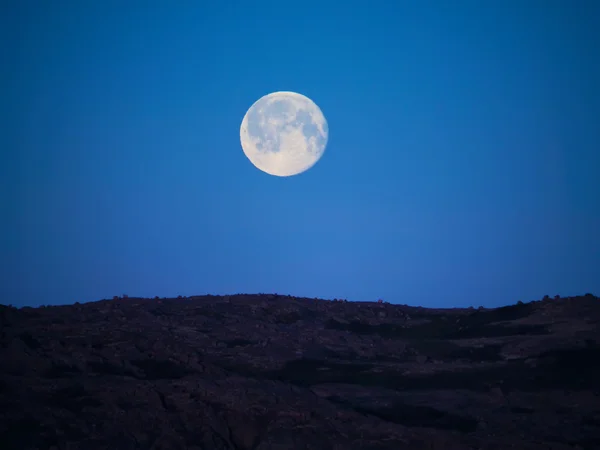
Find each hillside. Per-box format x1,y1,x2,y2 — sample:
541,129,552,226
1,294,599,449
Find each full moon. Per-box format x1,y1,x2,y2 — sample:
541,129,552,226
240,91,329,177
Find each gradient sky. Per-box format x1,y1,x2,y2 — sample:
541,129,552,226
3,1,599,308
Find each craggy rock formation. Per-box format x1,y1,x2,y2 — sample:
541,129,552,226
1,293,599,449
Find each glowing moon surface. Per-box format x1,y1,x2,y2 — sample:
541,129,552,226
240,91,329,177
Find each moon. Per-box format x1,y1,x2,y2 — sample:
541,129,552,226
240,91,329,177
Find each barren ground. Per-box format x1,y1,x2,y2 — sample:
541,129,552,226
1,293,599,449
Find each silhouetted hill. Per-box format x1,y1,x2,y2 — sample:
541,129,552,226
1,293,599,449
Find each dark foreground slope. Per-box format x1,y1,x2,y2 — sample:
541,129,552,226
1,294,599,450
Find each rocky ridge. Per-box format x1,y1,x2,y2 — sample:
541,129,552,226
1,293,599,449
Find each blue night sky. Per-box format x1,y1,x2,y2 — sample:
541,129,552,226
3,1,599,308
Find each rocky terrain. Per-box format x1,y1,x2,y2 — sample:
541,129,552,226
1,293,599,450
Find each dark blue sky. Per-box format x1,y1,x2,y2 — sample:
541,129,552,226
3,1,599,308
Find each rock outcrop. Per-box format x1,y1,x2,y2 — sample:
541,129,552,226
1,293,599,449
